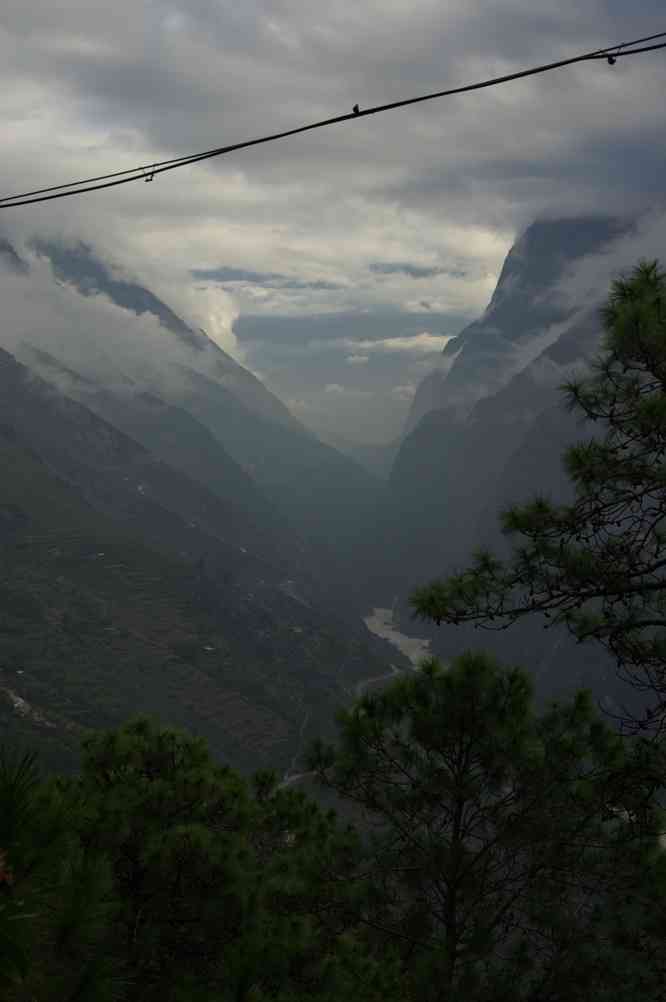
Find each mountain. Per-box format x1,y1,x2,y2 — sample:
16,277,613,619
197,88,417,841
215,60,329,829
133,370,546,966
0,342,406,774
169,364,381,578
23,238,384,608
382,217,633,593
17,345,283,546
0,347,280,567
403,216,630,435
29,238,309,430
357,215,653,723
313,430,400,479
3,216,647,773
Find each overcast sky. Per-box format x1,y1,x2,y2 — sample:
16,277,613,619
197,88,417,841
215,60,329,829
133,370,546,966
1,1,665,443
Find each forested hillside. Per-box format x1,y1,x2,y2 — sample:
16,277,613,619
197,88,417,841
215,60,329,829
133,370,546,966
0,241,407,774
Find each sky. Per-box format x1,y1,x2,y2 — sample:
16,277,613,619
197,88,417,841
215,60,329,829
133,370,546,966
1,1,665,444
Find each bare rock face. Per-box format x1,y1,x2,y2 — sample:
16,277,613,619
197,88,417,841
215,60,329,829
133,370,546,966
387,218,632,579
402,216,630,436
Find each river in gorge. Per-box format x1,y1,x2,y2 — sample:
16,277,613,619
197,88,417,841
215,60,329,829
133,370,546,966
362,606,431,668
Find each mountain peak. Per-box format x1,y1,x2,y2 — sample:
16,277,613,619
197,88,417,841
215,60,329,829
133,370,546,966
403,214,633,436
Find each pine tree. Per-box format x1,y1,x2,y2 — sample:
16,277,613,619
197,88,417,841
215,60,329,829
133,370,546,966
411,260,666,734
0,743,122,1001
307,652,665,1002
69,716,397,1002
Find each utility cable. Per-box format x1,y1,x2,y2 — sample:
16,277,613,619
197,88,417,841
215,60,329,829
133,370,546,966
1,30,665,209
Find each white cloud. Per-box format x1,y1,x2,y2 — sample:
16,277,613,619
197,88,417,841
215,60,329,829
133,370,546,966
0,245,239,408
174,283,239,356
324,382,372,397
391,383,417,400
1,0,665,443
344,332,454,355
554,209,666,312
287,397,312,412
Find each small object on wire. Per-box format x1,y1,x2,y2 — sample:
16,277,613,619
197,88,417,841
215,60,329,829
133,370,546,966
608,42,625,66
144,166,155,182
353,104,360,115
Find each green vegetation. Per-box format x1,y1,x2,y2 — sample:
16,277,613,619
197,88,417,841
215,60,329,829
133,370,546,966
0,344,401,777
0,453,385,776
1,717,398,1002
2,659,665,1000
308,652,666,1001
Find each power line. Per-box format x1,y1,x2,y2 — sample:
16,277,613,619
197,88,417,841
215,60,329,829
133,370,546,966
2,30,665,210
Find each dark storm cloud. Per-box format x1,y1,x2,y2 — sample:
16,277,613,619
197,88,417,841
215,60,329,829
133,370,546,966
191,266,342,290
4,1,664,208
369,262,466,279
2,0,666,441
234,309,469,345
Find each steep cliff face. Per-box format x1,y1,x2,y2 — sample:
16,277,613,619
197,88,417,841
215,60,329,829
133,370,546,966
383,217,632,593
403,366,457,438
402,216,630,436
362,214,652,724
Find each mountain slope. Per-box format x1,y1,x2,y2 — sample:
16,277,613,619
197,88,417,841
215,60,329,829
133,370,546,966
173,364,382,563
403,216,630,434
18,345,283,542
383,217,631,592
30,238,303,429
20,237,385,610
361,214,652,723
0,347,280,565
0,346,407,774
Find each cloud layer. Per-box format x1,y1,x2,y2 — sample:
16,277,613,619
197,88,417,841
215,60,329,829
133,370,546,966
1,1,665,440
